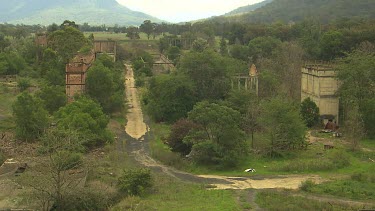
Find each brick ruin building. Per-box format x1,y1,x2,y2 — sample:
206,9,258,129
34,33,118,101
66,40,117,101
93,40,116,61
35,33,48,47
65,52,95,102
301,62,339,125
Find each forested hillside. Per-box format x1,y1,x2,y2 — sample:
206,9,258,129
218,0,375,23
225,0,273,16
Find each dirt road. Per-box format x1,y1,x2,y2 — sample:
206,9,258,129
123,64,323,190
124,64,148,139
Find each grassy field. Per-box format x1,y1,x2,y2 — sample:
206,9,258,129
85,32,164,41
113,173,240,211
0,84,17,130
255,190,374,210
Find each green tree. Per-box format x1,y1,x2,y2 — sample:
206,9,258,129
145,74,196,123
179,50,231,101
86,63,114,113
96,53,115,69
12,92,49,141
295,19,322,59
47,23,59,33
37,85,67,114
140,20,154,40
0,33,10,52
259,97,307,157
258,70,281,98
166,119,198,155
344,104,365,151
167,46,180,64
219,37,228,56
300,97,320,127
126,26,140,40
186,101,247,167
118,168,152,196
248,36,282,61
337,50,375,138
60,20,79,29
229,44,249,61
55,96,112,147
48,26,88,60
0,52,27,75
23,128,86,211
159,36,170,53
320,30,345,60
17,78,31,92
191,38,208,52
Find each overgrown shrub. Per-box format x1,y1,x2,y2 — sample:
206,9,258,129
118,168,152,196
17,78,31,91
351,172,375,183
329,150,350,168
12,92,49,141
300,180,316,192
52,151,82,171
166,119,197,155
60,187,115,211
300,97,320,127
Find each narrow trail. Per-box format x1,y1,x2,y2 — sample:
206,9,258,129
123,64,326,190
124,64,148,140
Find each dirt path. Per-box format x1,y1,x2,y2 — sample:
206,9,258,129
123,64,326,191
124,64,148,140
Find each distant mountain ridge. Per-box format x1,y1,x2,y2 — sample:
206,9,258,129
213,0,375,23
0,0,162,26
224,0,273,16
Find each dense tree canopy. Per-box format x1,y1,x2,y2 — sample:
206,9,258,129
12,92,49,141
179,50,231,101
186,101,247,167
55,97,112,147
48,26,88,60
145,74,196,123
37,85,67,114
86,63,114,113
337,50,375,138
259,97,307,156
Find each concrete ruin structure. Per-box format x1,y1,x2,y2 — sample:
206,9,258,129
301,62,339,124
94,40,116,61
232,64,259,96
